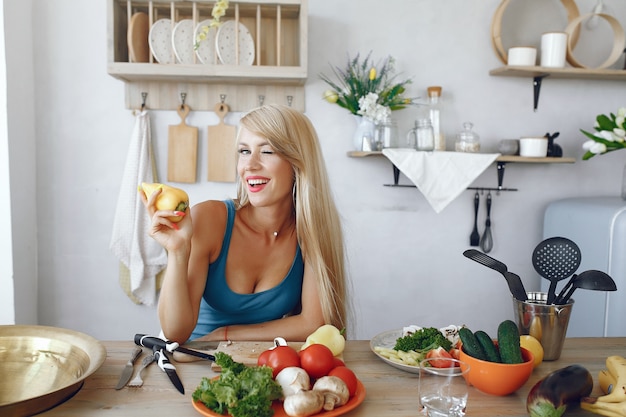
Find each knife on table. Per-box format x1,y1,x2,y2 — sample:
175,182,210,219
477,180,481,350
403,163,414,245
115,346,143,390
134,334,216,362
154,347,185,395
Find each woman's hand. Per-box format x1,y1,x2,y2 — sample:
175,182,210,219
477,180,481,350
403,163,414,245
139,187,192,252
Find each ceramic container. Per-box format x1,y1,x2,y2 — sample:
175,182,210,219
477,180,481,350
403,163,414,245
520,137,548,157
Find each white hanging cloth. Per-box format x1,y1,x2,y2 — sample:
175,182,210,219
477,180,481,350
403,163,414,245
110,110,167,305
383,149,500,213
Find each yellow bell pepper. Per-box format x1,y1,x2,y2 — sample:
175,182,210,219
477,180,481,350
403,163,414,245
301,324,345,356
140,182,189,223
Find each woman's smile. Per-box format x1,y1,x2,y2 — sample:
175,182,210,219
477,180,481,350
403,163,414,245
246,176,270,192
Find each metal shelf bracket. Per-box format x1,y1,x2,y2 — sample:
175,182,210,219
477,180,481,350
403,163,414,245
533,74,549,112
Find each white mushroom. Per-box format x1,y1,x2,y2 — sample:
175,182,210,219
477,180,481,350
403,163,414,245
283,390,324,417
275,367,311,398
312,375,350,411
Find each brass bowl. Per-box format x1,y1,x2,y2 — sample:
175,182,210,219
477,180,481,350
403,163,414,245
0,325,106,416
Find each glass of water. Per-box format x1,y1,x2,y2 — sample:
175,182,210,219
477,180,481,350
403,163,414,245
419,358,469,417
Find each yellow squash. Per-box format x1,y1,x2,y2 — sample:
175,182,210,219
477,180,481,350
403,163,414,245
140,182,189,222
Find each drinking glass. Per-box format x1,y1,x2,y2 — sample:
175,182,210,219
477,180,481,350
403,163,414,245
418,358,469,417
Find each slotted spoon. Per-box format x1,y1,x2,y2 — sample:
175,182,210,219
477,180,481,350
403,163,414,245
532,236,581,305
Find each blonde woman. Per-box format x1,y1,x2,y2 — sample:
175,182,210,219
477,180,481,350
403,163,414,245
142,104,347,343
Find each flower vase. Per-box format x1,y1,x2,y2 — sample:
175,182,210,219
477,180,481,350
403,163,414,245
353,116,376,151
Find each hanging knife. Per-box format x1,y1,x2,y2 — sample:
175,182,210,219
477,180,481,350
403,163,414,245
154,347,185,394
115,346,143,390
134,334,215,362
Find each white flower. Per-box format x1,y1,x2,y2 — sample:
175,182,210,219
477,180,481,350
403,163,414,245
583,140,607,154
357,93,391,123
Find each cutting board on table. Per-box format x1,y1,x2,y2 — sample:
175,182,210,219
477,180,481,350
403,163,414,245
167,104,198,183
209,341,304,372
207,103,237,182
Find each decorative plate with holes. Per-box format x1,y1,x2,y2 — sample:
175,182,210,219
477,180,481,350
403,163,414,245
216,20,255,66
194,20,219,65
172,19,196,64
149,19,174,64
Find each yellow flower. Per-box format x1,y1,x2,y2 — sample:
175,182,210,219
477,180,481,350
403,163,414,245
323,90,339,103
369,68,376,80
197,28,208,41
212,0,229,20
195,0,229,50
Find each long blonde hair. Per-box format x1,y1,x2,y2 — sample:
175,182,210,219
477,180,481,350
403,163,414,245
235,104,348,331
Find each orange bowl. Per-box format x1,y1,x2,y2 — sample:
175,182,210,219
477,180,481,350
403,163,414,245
459,346,534,396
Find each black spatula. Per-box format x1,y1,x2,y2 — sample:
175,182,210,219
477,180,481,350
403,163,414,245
463,249,527,301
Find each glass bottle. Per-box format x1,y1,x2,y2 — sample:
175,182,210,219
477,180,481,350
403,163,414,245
427,86,445,151
455,122,480,153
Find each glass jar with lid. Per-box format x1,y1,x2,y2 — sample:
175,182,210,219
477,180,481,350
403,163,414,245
455,122,480,152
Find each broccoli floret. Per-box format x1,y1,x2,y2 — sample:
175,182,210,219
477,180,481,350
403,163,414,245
393,327,452,352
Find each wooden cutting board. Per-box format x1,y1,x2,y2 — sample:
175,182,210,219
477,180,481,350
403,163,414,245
127,12,150,63
209,341,304,371
167,104,198,183
207,103,237,182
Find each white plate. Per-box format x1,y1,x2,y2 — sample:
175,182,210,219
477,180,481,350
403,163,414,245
370,329,422,374
149,19,174,64
194,20,219,64
216,20,255,65
172,19,195,64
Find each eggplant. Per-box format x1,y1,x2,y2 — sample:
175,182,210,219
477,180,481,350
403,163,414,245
527,365,593,417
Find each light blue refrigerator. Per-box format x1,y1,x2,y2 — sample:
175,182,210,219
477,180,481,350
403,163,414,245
543,197,626,337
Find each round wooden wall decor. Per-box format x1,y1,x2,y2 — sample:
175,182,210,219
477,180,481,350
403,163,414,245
565,13,626,69
491,0,580,64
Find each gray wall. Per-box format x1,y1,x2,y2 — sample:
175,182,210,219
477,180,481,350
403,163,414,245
4,0,626,340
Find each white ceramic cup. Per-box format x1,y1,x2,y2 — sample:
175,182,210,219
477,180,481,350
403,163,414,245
541,32,568,68
520,137,548,157
507,47,537,66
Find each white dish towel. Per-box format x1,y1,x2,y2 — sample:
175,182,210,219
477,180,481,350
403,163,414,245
382,149,500,213
110,110,167,305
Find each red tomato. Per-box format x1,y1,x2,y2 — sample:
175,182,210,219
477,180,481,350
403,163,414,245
333,357,346,368
328,366,358,397
299,344,335,379
257,349,272,367
449,348,461,361
266,346,301,378
425,347,454,368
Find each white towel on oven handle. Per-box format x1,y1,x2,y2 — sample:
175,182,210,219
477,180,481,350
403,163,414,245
109,109,166,306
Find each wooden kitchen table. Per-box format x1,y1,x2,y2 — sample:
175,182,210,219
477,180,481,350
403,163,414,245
39,338,625,417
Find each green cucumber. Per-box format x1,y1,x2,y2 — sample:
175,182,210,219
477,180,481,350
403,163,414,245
474,330,501,363
458,327,487,361
498,319,523,364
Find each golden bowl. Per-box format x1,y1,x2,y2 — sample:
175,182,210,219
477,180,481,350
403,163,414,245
0,325,106,416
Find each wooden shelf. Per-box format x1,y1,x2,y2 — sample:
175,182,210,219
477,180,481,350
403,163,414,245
347,151,576,189
107,0,308,111
489,66,626,81
347,151,576,164
489,66,626,111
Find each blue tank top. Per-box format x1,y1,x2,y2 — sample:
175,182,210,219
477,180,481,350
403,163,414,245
189,200,303,341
